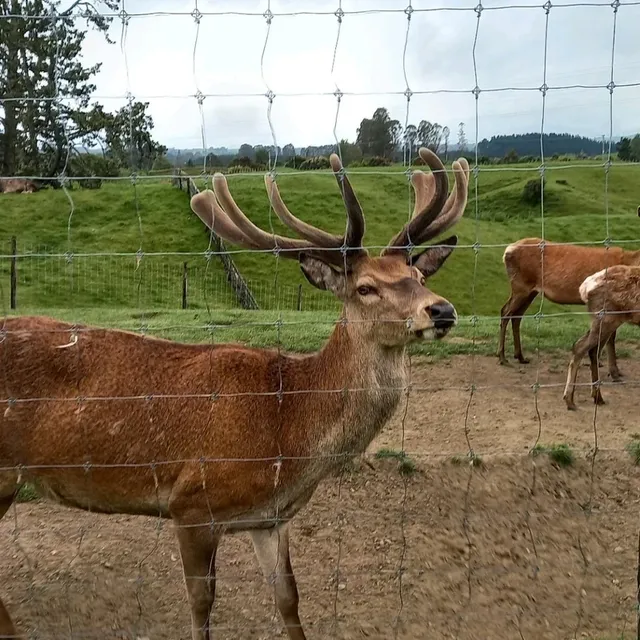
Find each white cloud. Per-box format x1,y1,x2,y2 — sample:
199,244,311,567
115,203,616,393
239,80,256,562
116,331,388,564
78,0,640,149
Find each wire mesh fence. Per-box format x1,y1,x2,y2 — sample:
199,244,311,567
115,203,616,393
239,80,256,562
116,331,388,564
2,241,339,311
1,1,640,640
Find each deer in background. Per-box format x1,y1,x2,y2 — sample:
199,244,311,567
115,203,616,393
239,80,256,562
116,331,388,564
497,235,640,379
0,178,40,194
563,264,640,409
0,148,469,640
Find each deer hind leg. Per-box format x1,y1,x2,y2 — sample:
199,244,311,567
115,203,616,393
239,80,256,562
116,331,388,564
498,290,536,364
588,344,607,406
0,494,20,639
173,518,221,640
250,524,306,640
605,329,624,381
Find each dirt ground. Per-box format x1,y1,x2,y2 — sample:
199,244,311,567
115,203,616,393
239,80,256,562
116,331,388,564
3,351,640,639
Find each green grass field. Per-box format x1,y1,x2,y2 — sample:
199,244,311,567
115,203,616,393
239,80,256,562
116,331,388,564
0,158,639,358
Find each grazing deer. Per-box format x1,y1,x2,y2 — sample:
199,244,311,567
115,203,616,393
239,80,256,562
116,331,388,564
497,237,640,379
0,178,39,194
0,148,469,640
563,264,640,410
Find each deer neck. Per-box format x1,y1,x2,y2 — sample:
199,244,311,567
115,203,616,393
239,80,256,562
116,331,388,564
290,310,408,459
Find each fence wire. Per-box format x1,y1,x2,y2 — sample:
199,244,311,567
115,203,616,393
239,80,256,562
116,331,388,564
1,1,640,640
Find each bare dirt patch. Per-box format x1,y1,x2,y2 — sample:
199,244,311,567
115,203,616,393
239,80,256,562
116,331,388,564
2,353,640,639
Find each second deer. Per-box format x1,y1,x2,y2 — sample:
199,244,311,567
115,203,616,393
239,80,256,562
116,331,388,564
497,236,640,379
563,264,640,409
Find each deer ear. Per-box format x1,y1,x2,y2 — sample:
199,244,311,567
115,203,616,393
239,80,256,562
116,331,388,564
411,235,458,279
298,253,347,297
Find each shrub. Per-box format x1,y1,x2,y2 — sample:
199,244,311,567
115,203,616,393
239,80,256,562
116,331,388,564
299,156,330,171
522,178,545,205
361,155,392,167
69,153,120,189
284,155,307,169
229,155,253,168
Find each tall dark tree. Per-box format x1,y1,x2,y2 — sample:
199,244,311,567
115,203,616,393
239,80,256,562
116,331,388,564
282,143,296,159
103,101,167,171
237,143,254,160
617,137,632,161
416,120,443,153
0,0,119,177
356,107,401,158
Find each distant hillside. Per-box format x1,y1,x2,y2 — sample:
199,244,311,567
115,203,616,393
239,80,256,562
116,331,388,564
477,133,605,158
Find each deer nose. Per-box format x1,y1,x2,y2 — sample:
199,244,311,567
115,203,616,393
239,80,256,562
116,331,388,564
428,302,457,329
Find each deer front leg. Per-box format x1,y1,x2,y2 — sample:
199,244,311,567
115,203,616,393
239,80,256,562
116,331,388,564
173,518,221,640
564,325,606,410
250,524,306,640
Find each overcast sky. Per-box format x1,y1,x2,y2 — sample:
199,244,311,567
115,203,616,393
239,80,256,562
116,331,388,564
79,0,640,150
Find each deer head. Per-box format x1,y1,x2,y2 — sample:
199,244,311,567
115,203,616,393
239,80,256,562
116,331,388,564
190,148,469,348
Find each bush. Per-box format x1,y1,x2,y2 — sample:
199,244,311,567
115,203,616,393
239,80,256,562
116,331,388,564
361,155,392,167
229,155,254,168
284,155,307,169
522,178,545,205
69,153,120,189
299,156,330,171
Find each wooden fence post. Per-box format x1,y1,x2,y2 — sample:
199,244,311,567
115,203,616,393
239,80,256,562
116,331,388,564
296,283,303,311
10,236,17,310
182,262,188,309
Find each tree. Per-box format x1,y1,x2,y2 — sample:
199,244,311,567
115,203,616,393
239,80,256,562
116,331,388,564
629,135,640,162
337,139,362,166
205,153,220,169
504,148,519,164
442,126,450,161
238,143,254,160
403,124,417,152
0,0,119,177
416,120,443,153
103,101,167,171
617,137,632,161
282,143,296,159
457,122,467,153
254,146,269,165
355,107,401,158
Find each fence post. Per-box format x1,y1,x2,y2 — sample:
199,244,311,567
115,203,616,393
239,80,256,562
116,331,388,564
10,236,17,310
296,284,303,311
182,262,188,310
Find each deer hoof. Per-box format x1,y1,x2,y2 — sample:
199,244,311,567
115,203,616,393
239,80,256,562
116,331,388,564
564,399,577,411
516,357,530,365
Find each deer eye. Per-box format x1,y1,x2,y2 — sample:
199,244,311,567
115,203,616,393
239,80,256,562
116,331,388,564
357,285,375,296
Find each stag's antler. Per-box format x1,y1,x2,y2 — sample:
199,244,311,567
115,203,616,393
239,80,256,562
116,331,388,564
382,149,470,255
190,154,366,266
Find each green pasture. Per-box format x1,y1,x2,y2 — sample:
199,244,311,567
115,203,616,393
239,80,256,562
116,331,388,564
0,158,639,358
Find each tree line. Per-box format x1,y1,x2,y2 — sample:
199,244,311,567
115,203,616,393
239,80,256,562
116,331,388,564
1,1,627,183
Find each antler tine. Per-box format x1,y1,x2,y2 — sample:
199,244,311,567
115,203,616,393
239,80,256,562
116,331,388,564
329,153,366,251
410,171,436,221
419,157,470,241
382,147,449,255
264,174,344,248
211,173,319,257
190,190,262,250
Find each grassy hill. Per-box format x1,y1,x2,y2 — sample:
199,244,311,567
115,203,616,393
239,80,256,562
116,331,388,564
0,159,639,356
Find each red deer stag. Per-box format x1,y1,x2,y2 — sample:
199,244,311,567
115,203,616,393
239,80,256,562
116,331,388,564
563,264,640,410
0,148,469,640
497,237,640,379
